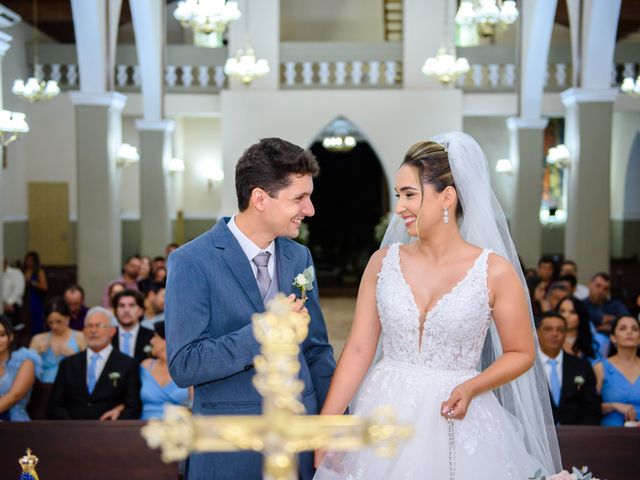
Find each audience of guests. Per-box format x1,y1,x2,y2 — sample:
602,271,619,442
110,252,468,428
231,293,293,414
46,307,141,420
137,256,153,294
584,272,630,334
559,260,589,300
112,290,154,363
30,297,86,383
23,251,48,335
536,312,601,425
557,296,601,363
594,315,640,426
141,283,166,330
3,258,25,328
64,285,89,331
140,321,190,420
101,255,141,308
543,281,571,312
0,315,41,421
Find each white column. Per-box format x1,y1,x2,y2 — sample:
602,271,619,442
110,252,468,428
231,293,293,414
227,0,279,90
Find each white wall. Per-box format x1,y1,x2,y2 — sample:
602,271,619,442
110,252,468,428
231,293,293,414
611,111,640,220
280,0,384,41
219,89,463,215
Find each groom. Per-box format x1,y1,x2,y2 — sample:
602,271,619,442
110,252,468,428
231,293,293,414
165,138,336,479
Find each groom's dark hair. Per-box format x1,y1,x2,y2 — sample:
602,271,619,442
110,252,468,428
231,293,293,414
235,137,320,211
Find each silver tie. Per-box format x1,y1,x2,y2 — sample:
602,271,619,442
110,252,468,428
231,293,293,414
252,251,272,301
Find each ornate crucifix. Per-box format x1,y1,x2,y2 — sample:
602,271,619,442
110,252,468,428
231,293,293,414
142,294,412,480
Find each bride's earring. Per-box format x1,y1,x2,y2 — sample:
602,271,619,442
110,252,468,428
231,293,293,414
443,207,449,224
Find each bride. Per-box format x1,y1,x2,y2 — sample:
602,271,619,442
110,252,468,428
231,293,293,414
314,133,561,479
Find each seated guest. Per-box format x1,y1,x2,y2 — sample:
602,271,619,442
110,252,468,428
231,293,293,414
46,307,141,420
583,272,630,333
137,256,153,294
140,322,190,420
537,255,556,285
151,256,166,275
107,281,126,317
543,281,571,312
141,283,165,330
557,296,600,363
153,265,167,284
64,285,89,331
101,255,141,308
594,315,640,426
0,315,41,421
559,260,589,300
3,258,25,328
30,297,86,383
112,290,154,363
536,312,600,425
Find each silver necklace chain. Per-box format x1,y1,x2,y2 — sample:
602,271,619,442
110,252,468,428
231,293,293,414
448,418,456,480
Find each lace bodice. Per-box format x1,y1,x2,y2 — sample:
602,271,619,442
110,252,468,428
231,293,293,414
376,243,492,371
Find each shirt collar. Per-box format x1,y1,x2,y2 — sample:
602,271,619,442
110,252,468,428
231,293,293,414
119,323,140,337
228,215,276,262
88,343,113,361
539,349,564,366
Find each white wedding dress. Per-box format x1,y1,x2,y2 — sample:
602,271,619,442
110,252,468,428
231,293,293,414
314,244,544,479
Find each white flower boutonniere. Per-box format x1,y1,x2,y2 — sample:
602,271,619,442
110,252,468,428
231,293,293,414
574,375,585,390
108,372,121,388
292,266,315,302
143,344,152,357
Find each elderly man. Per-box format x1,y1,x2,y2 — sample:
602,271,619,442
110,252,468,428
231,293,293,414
46,307,141,420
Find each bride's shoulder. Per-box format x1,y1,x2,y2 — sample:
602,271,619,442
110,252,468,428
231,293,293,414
486,252,520,283
364,245,396,276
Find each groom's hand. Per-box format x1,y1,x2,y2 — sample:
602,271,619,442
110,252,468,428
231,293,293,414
287,293,309,317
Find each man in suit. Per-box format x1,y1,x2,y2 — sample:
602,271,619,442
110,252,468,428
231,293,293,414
112,290,154,363
47,307,141,420
536,311,600,425
166,138,336,480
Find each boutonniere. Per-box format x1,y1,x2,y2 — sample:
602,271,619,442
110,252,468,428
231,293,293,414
574,375,585,390
292,266,315,302
108,372,121,387
143,344,152,357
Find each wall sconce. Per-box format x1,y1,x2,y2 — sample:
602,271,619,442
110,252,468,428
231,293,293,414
0,109,29,146
495,158,513,174
203,164,224,188
546,144,570,169
116,143,140,168
168,157,185,173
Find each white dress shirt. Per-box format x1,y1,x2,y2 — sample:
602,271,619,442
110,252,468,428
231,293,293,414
3,266,25,306
118,323,140,357
86,344,113,386
539,349,564,387
227,215,276,280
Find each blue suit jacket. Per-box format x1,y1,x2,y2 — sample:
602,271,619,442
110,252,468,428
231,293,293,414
165,218,336,479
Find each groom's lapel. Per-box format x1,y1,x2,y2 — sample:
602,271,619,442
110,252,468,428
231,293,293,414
211,218,264,311
276,238,296,297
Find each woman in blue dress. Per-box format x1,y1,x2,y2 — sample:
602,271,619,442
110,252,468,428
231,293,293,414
140,321,190,420
22,251,48,336
0,315,42,421
29,297,85,382
594,315,640,426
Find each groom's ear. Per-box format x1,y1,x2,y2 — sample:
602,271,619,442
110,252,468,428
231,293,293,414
250,187,268,212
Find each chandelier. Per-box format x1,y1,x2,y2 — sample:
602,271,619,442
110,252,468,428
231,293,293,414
13,0,60,103
422,48,470,85
621,76,640,97
116,143,140,168
546,144,571,170
455,1,519,38
321,116,359,153
224,44,270,85
174,0,241,37
0,109,29,146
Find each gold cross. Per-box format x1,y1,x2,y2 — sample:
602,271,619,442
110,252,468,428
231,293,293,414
142,294,413,480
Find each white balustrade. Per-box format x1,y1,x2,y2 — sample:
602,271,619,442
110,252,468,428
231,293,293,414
302,62,314,85
50,64,61,83
214,66,225,88
503,64,515,87
198,65,209,86
623,62,635,79
182,65,194,87
335,62,347,85
555,63,566,87
368,61,380,85
351,61,363,85
284,62,296,86
66,64,78,86
165,65,177,87
472,64,483,87
384,61,396,85
132,65,141,86
318,62,330,85
116,65,129,87
487,64,500,88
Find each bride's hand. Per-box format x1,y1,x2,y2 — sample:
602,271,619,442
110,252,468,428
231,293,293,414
441,383,474,420
314,449,326,468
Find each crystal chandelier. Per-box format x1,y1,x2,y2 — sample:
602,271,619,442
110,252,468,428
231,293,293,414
621,76,640,97
224,44,270,85
321,117,359,153
0,109,29,146
12,0,60,103
174,0,241,36
422,48,470,85
455,0,519,38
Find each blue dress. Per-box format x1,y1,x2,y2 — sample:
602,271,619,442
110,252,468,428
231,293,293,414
41,333,81,383
600,358,640,426
0,348,42,421
140,361,190,420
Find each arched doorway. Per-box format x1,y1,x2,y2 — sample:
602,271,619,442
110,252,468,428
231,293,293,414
305,117,389,292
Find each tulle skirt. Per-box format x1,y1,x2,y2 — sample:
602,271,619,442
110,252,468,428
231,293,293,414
314,358,544,480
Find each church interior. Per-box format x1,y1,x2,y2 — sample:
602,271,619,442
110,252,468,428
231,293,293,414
0,0,639,479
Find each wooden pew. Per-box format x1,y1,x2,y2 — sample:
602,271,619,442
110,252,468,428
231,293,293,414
0,421,178,480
